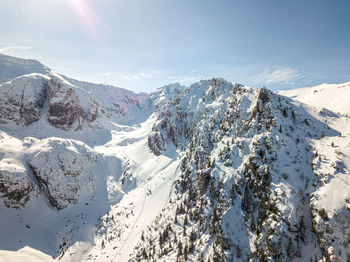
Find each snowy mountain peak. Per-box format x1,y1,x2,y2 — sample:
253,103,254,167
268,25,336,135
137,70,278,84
1,55,350,262
0,53,51,83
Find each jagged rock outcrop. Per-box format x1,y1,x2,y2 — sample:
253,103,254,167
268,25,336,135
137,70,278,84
147,83,185,155
0,168,36,209
147,79,240,155
46,78,86,131
0,74,47,125
0,59,150,132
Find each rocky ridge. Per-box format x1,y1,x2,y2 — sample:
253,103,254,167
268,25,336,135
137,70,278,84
132,80,349,261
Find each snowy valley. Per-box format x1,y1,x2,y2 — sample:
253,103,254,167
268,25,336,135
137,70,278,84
0,54,349,262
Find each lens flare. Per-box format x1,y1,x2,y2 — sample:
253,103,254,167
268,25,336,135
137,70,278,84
68,0,108,42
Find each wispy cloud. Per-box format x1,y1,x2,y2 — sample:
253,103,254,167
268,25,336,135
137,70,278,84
102,71,113,76
256,67,301,85
0,46,33,53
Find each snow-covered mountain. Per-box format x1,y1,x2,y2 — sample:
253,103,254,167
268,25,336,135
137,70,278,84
278,82,350,116
0,54,51,84
0,54,349,262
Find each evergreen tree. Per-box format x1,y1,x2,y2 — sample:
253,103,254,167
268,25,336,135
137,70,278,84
178,241,183,256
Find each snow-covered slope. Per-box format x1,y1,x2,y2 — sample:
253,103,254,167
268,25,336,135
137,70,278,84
0,246,54,262
0,53,51,84
278,82,350,115
1,54,350,262
278,83,350,261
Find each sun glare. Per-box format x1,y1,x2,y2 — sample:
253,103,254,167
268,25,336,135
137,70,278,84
67,0,107,41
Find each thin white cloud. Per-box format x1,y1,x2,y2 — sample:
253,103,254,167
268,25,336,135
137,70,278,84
257,67,301,85
102,71,113,76
0,46,33,53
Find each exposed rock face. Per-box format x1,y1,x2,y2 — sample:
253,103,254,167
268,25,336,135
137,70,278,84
65,77,150,119
0,74,47,125
148,131,167,156
28,139,99,210
147,83,188,155
88,98,100,123
147,79,240,155
47,78,85,131
147,93,185,155
0,63,150,132
0,170,35,209
0,74,88,130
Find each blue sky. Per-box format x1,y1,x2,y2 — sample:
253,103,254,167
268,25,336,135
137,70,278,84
1,0,350,93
